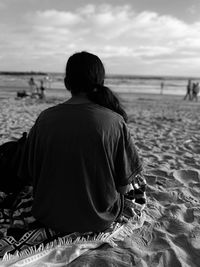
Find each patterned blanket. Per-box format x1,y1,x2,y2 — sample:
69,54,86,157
0,175,146,266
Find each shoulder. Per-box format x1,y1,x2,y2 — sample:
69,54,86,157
37,103,64,118
91,104,127,138
92,103,124,122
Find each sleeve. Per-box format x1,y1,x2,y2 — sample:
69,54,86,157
18,123,38,185
114,122,143,189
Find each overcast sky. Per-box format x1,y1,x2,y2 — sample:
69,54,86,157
1,0,200,76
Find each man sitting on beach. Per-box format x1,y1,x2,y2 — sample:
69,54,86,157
20,51,143,234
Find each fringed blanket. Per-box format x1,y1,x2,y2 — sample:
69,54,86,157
0,176,146,266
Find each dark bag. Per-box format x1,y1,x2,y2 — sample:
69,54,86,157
17,90,28,98
0,132,27,194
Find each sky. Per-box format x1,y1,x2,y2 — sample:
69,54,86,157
1,0,200,76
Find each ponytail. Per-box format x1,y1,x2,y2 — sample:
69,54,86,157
65,51,128,122
87,84,128,123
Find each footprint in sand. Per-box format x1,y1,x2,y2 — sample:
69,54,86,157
164,217,192,235
189,226,200,249
173,170,200,186
184,142,200,153
135,142,151,151
184,208,195,223
149,169,169,177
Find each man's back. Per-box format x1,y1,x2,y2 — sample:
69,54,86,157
29,103,125,233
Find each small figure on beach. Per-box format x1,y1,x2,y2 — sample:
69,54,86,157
192,82,199,101
184,79,192,101
28,77,38,96
16,90,28,98
20,51,143,234
38,80,45,99
160,81,164,95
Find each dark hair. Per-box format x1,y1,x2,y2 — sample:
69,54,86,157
65,51,128,122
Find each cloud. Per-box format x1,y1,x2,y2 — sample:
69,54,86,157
1,3,200,73
30,6,200,56
31,9,83,27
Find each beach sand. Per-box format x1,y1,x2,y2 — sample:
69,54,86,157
0,88,200,266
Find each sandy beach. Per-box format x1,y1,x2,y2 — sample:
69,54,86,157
0,88,200,266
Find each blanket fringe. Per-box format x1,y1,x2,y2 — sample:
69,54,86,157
1,232,115,266
1,212,145,266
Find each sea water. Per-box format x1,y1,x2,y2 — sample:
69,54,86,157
0,73,200,96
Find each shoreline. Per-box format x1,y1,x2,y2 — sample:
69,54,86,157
0,85,191,100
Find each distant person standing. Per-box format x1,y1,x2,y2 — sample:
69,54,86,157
28,77,37,96
192,82,199,101
184,79,192,101
160,81,164,95
39,80,45,99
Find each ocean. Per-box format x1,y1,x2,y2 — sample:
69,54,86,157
0,73,200,96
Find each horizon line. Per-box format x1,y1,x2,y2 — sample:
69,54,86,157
0,71,200,80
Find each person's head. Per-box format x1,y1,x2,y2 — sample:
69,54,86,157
64,51,128,122
64,51,105,95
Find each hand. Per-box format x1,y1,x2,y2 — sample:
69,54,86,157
116,215,129,223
